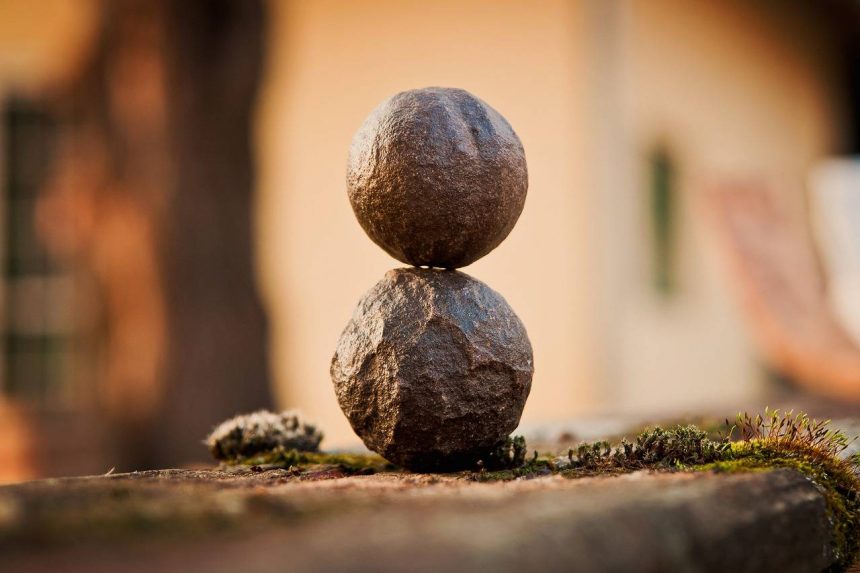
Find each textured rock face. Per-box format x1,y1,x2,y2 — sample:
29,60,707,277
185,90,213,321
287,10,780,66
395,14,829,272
331,268,533,471
347,87,528,269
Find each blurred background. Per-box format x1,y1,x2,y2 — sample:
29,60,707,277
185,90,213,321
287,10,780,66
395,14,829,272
0,0,859,482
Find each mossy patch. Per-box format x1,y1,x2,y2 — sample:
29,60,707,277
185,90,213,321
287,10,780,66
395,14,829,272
463,411,860,569
552,410,860,571
209,409,859,569
478,435,529,471
229,447,396,475
469,452,554,482
559,423,731,474
697,444,859,570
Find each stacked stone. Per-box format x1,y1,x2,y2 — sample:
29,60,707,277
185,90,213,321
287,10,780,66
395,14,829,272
331,88,534,472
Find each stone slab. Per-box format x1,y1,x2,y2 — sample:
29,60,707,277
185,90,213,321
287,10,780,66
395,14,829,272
0,467,836,572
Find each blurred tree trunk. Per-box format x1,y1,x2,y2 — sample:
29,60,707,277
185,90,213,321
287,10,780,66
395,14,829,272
155,0,273,465
48,0,273,469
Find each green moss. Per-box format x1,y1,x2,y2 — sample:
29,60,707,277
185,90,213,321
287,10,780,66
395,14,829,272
552,410,860,571
479,435,529,470
560,424,731,473
222,435,532,478
211,409,859,568
693,440,859,571
470,456,554,482
232,447,396,475
597,415,730,446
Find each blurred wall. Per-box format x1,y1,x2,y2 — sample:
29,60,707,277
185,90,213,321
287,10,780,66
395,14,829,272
257,0,849,446
592,0,847,414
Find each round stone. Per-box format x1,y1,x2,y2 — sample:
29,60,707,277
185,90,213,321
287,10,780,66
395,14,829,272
331,268,534,471
347,87,528,269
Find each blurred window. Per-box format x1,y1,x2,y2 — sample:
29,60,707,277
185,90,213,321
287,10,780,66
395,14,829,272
1,97,95,407
648,145,678,297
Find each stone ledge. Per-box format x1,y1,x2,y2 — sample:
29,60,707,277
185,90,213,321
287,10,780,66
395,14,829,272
0,467,837,572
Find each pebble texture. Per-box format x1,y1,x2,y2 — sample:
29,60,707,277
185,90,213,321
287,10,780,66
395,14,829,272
331,268,534,471
347,87,528,269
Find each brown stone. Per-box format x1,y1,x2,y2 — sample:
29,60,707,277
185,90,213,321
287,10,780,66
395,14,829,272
347,87,528,269
330,268,534,471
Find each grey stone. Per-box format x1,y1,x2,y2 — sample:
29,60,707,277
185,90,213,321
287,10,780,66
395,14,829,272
330,268,534,471
347,87,528,269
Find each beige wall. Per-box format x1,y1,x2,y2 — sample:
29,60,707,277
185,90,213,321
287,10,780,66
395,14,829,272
592,0,846,413
257,0,595,446
257,0,848,445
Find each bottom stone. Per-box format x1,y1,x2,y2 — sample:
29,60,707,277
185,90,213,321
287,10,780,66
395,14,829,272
330,268,534,471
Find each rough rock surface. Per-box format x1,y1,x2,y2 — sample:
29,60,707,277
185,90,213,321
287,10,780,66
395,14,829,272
331,268,533,471
0,469,838,573
347,87,528,269
205,410,323,461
